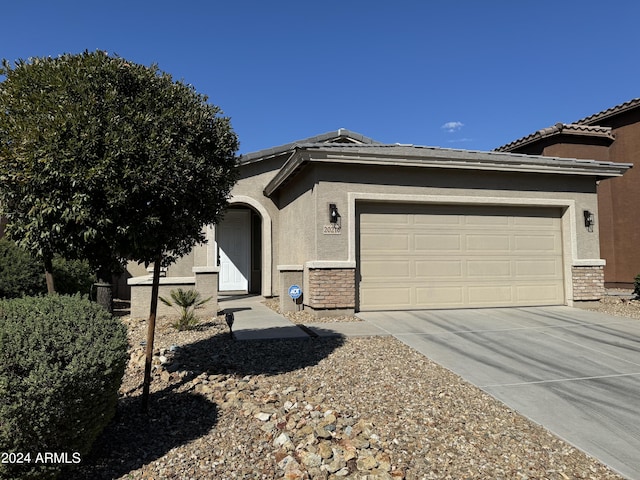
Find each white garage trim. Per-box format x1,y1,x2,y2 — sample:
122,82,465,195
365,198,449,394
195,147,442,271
359,204,564,309
347,193,583,306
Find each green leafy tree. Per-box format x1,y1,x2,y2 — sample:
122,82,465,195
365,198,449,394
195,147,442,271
0,51,239,410
0,51,238,285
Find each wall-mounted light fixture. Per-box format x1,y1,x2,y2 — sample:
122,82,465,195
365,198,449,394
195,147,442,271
329,203,339,224
583,210,594,232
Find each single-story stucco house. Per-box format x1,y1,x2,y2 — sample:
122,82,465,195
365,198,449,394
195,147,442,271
127,129,632,318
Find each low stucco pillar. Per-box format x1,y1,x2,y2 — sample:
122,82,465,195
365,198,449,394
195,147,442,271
278,265,304,312
127,276,196,319
193,266,219,317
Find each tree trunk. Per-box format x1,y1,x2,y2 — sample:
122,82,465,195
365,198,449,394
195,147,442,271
141,255,162,413
44,255,56,294
95,275,114,313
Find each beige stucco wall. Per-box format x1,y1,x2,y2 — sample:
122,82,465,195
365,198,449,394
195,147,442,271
227,157,287,296
166,250,196,276
126,155,287,296
128,231,209,279
276,167,317,268
126,149,604,308
304,163,602,263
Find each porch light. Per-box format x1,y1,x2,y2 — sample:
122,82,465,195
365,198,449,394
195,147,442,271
329,203,339,224
583,210,594,232
225,312,235,340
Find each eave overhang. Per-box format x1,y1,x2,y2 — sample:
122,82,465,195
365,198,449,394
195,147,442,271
263,144,632,197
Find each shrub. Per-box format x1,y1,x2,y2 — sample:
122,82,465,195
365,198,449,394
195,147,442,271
160,288,212,331
634,274,640,298
52,257,96,296
0,238,97,298
0,295,129,480
0,238,46,297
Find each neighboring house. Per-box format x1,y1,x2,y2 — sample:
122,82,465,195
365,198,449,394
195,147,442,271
496,98,640,288
128,129,631,317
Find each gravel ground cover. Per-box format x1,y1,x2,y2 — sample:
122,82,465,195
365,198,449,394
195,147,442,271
65,295,640,480
263,298,362,324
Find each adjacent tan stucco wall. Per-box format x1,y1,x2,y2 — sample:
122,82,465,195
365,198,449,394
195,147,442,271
128,267,218,319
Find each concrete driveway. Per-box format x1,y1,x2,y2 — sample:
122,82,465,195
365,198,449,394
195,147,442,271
357,306,640,479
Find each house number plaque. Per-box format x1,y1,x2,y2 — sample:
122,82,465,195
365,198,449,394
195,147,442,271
323,224,341,235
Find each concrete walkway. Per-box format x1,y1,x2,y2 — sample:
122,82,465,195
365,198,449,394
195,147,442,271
357,306,640,480
217,295,309,340
217,295,389,340
305,321,391,338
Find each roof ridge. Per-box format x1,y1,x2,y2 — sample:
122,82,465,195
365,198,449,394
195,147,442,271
290,129,381,145
494,122,614,152
575,98,640,125
239,129,382,164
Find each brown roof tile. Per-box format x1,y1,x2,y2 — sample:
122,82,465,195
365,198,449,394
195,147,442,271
495,123,614,152
575,98,640,125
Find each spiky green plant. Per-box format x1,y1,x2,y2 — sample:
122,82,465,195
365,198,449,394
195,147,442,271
159,288,212,331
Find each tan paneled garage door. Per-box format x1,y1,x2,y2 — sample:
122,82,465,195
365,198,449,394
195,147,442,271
358,203,565,310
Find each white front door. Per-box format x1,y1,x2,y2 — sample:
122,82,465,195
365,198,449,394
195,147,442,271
217,209,250,292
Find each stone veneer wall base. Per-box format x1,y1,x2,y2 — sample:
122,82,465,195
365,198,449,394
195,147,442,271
572,265,605,301
306,268,356,316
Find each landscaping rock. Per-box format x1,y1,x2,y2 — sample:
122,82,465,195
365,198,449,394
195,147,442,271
68,309,631,480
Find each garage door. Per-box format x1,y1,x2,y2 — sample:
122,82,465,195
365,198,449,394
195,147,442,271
358,203,565,310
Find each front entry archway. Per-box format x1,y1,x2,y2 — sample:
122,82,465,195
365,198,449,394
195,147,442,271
215,196,272,297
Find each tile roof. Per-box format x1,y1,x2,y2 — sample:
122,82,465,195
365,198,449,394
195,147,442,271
495,123,614,152
495,98,640,152
239,129,381,164
575,98,640,125
263,142,632,197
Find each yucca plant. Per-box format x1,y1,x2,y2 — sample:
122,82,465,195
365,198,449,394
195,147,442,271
159,288,212,331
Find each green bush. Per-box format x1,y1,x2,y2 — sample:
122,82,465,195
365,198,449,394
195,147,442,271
0,295,129,480
52,257,96,296
0,238,97,298
634,274,640,298
0,238,46,297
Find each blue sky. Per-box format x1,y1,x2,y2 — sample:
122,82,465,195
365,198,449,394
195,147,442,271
3,1,639,154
